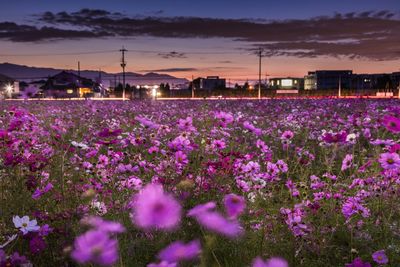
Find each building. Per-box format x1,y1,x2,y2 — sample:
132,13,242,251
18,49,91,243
194,76,226,90
42,71,98,98
304,70,353,90
351,74,387,90
269,77,304,90
391,72,400,89
304,73,317,90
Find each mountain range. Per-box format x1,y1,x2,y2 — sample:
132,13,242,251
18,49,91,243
0,63,189,87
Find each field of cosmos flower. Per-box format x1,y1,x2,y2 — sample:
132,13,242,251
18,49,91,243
1,99,400,267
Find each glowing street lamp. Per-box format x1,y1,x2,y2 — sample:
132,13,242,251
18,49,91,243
3,83,13,98
151,86,158,100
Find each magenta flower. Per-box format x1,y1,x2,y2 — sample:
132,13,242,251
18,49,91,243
378,152,400,170
322,131,347,144
382,115,400,133
178,117,196,132
345,257,371,267
71,230,118,266
131,183,181,230
148,261,177,267
281,130,294,140
175,151,189,165
82,216,125,234
187,202,216,217
158,240,201,263
341,154,353,171
223,194,246,219
29,235,46,254
0,249,5,261
342,197,370,219
372,250,388,265
188,202,242,237
252,257,288,267
97,128,122,138
32,183,53,200
215,111,234,127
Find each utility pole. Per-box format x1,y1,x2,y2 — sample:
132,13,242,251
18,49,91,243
78,61,81,86
120,47,127,100
258,48,263,100
192,75,194,98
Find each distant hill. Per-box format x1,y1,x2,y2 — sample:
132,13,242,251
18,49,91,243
0,63,189,87
0,72,15,82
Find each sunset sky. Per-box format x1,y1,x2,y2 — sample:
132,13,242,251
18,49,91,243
0,0,399,81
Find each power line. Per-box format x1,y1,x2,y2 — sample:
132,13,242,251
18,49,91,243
0,48,249,57
0,50,118,57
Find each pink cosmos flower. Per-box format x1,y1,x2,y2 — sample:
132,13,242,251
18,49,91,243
71,230,118,266
372,250,388,265
29,235,46,254
341,154,353,171
136,116,159,129
175,151,189,166
342,197,370,219
223,194,246,219
281,130,294,140
382,115,400,133
252,257,288,267
131,183,181,230
322,131,347,144
157,240,201,263
188,202,242,237
97,128,122,138
215,111,234,127
82,216,126,234
178,117,196,132
378,152,400,170
147,261,177,267
243,121,262,136
211,139,226,150
345,257,371,267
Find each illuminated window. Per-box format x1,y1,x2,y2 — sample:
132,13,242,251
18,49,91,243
281,79,293,87
67,89,73,94
277,80,280,85
271,81,274,86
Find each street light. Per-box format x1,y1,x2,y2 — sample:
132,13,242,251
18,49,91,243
4,83,13,98
151,87,157,100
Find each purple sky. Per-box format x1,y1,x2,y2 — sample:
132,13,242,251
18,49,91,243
0,0,399,81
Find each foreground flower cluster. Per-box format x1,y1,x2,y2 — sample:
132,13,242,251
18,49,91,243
1,99,400,266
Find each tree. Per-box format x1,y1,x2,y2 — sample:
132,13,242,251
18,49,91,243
243,82,249,90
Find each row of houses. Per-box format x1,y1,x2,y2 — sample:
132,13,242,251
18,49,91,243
1,70,188,99
0,71,107,99
2,70,400,99
271,70,400,91
189,71,400,91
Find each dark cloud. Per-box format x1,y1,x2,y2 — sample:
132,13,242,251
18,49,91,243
1,9,400,60
0,22,109,42
157,51,186,59
141,68,198,72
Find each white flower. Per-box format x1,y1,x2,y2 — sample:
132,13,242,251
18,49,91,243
70,141,89,150
90,200,108,215
13,216,40,235
346,133,357,143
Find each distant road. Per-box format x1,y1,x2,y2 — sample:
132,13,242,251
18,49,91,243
3,96,400,101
